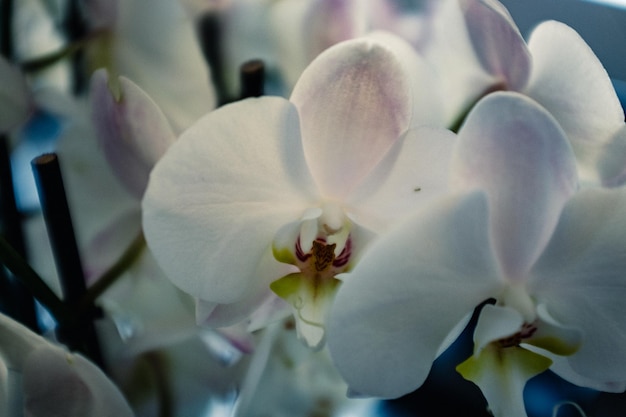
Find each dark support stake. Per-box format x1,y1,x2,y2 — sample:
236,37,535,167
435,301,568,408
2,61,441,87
240,59,265,100
197,11,229,105
63,0,87,94
31,153,104,366
1,0,14,60
0,135,39,331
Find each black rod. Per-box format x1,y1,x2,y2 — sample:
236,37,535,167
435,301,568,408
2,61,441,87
31,153,104,366
240,59,265,100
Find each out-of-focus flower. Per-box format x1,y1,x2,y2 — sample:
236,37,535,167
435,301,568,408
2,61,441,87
0,313,134,417
232,318,378,417
142,33,454,349
84,0,215,132
0,57,33,133
327,92,626,416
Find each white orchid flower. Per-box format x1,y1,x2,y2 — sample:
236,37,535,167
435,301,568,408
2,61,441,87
327,92,626,416
142,33,454,349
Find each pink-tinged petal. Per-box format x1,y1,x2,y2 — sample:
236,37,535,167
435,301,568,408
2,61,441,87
346,126,456,231
327,192,502,398
525,21,625,183
529,187,626,382
0,57,33,132
459,0,530,91
23,347,133,417
290,34,414,199
90,69,176,199
143,97,318,304
452,92,578,281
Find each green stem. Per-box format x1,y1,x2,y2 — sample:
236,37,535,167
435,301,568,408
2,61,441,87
0,236,71,323
19,30,105,73
80,231,146,313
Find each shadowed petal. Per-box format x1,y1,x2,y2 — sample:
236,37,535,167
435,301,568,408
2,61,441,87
529,187,626,382
459,0,530,91
327,192,502,398
525,21,625,183
90,69,176,199
23,347,133,417
452,92,578,281
290,34,414,199
143,97,318,304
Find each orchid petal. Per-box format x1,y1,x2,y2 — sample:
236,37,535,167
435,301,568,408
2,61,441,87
290,34,413,199
524,304,581,357
457,345,551,417
452,92,578,281
531,347,626,393
23,347,133,417
459,0,530,91
198,249,293,329
0,57,33,132
525,21,625,183
90,69,176,199
346,126,456,231
529,187,626,382
143,97,318,304
327,192,502,398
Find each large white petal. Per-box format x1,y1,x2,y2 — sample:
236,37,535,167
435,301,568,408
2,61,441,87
90,70,176,199
525,21,625,183
143,97,318,304
346,126,456,231
452,92,578,281
327,192,502,398
529,187,626,382
290,34,413,199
